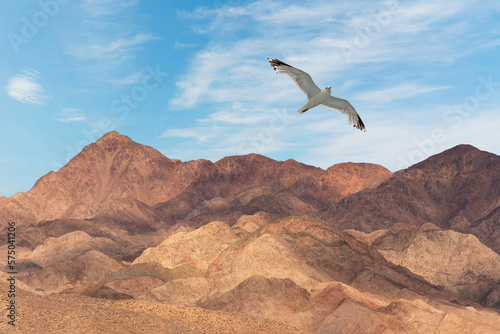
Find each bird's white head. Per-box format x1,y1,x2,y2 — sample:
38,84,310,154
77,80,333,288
325,86,331,91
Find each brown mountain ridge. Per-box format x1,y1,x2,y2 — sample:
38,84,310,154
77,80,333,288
324,144,500,253
0,131,392,251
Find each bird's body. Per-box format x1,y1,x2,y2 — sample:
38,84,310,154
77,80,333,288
269,58,366,131
297,87,332,114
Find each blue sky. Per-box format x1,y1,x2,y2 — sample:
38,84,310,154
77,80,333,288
1,0,499,197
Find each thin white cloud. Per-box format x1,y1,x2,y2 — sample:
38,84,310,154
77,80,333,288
54,108,87,122
5,69,50,105
161,106,300,161
160,128,211,143
174,41,196,49
66,33,157,61
169,49,234,109
304,118,427,171
107,71,146,85
62,0,158,84
199,108,272,125
256,2,352,26
355,84,451,103
82,0,139,17
159,124,292,162
438,110,500,155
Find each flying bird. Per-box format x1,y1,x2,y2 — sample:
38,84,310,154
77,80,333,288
269,58,366,131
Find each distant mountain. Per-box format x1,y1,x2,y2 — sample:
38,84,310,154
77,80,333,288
324,144,500,253
0,131,391,251
0,131,208,225
154,155,391,228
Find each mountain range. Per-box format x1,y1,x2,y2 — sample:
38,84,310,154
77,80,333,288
1,131,499,333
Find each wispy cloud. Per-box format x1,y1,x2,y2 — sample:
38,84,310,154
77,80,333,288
160,128,212,143
5,69,51,105
62,0,158,84
355,84,451,103
66,33,157,62
54,108,87,122
160,107,300,161
198,108,274,125
174,41,196,49
107,71,146,85
81,0,139,17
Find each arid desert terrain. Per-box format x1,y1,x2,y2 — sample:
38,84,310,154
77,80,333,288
1,131,499,333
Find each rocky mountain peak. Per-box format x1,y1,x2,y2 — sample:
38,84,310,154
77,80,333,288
96,131,134,145
409,144,495,171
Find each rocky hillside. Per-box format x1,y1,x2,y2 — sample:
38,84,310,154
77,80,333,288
0,131,391,254
324,144,500,253
1,132,499,333
0,277,306,334
7,217,500,333
347,223,500,307
0,131,207,226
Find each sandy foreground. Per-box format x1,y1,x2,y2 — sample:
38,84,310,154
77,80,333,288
0,282,307,334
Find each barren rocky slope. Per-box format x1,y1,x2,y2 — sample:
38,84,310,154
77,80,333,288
366,223,500,307
325,144,500,253
3,215,500,333
0,131,203,225
104,218,500,333
0,279,306,334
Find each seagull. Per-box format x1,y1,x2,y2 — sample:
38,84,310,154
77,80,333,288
269,58,366,131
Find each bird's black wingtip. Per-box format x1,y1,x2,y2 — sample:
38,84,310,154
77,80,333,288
356,116,366,132
268,58,291,70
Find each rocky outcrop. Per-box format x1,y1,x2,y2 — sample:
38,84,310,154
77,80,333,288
233,211,276,233
28,231,123,267
192,217,500,333
132,221,240,270
202,218,449,302
151,277,211,306
105,276,165,299
201,276,311,322
20,250,122,293
372,223,500,302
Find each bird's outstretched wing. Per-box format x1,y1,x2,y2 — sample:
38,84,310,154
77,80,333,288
269,58,321,100
320,96,366,131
